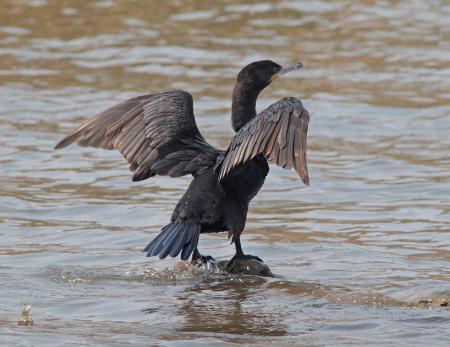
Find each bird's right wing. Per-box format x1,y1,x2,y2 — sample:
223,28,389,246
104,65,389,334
218,97,310,185
55,90,221,181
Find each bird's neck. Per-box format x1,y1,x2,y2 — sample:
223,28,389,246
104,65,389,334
231,82,260,132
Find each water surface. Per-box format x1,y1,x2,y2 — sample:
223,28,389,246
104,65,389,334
1,1,449,346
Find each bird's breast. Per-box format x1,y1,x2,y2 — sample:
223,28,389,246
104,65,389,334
221,154,269,202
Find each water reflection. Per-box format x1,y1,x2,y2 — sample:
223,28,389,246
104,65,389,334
176,276,287,336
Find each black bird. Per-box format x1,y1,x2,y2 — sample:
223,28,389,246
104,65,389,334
55,60,310,265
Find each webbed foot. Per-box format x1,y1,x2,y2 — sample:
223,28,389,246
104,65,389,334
191,249,217,268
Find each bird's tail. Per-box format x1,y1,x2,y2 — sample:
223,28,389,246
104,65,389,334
143,222,200,260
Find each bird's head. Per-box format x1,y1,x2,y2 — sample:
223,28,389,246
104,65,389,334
231,60,303,132
236,60,303,92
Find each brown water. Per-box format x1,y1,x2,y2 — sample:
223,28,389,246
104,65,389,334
1,1,450,346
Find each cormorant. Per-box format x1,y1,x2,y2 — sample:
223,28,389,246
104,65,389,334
55,60,310,266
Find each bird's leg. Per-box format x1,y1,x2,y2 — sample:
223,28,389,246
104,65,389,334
191,249,216,266
229,233,263,263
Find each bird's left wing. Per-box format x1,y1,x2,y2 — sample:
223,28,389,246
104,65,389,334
218,97,310,185
55,90,221,181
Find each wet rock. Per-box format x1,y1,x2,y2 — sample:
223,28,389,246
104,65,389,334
217,258,274,277
418,299,433,307
417,298,449,308
174,257,274,277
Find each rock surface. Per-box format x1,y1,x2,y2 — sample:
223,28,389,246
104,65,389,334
217,258,274,277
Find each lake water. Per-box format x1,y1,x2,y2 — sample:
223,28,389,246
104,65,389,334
1,1,449,346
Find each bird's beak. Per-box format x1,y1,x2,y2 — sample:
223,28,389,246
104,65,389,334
271,62,303,81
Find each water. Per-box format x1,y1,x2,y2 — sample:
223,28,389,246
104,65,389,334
1,1,449,346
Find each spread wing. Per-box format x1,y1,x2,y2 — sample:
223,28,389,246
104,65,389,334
218,97,310,185
55,90,221,181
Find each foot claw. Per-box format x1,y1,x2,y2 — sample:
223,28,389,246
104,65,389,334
191,252,216,267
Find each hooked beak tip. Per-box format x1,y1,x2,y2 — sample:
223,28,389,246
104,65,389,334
271,62,303,81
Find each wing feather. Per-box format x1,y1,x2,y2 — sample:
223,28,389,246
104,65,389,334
218,97,310,185
55,90,221,181
265,119,283,157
